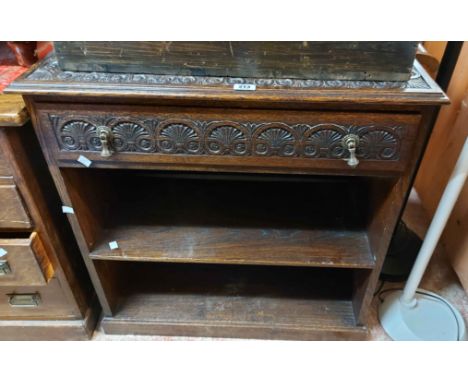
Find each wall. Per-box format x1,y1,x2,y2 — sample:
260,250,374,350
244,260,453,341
415,42,468,291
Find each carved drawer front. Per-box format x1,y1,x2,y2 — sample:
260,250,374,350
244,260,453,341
39,106,421,173
0,180,32,229
0,232,54,287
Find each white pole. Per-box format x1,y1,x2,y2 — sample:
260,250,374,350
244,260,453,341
401,136,468,306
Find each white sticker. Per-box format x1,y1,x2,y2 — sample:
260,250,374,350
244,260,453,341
233,83,256,91
62,205,75,214
77,155,92,167
0,248,7,258
108,241,119,250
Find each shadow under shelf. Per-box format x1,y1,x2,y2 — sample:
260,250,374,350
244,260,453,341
74,169,376,269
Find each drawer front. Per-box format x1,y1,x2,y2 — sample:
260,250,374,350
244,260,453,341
39,106,421,174
0,232,54,287
0,180,32,229
0,278,77,319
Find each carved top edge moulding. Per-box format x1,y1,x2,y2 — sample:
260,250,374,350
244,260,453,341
5,55,448,106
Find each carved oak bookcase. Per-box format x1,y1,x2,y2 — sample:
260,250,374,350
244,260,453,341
8,56,447,339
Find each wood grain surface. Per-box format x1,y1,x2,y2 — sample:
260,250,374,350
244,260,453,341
102,262,366,340
0,94,28,127
0,181,31,229
0,147,11,176
0,232,54,286
0,278,77,319
54,42,417,81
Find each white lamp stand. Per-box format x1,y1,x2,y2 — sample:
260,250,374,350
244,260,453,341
379,136,468,341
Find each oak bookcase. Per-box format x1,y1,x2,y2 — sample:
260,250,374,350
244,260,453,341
8,56,447,339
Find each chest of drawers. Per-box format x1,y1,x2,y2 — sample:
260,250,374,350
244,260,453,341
8,56,447,339
0,93,97,339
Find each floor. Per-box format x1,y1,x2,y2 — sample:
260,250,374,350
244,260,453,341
92,190,468,340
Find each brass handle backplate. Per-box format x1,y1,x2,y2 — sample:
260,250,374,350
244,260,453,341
97,126,113,157
342,134,360,168
8,293,41,307
0,260,11,275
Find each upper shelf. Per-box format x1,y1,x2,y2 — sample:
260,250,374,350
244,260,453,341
90,223,374,269
80,170,375,269
6,55,448,106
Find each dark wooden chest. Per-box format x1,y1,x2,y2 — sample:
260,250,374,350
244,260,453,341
54,41,418,81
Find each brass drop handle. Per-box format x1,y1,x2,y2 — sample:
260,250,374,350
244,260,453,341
342,134,360,168
0,260,11,275
97,126,113,157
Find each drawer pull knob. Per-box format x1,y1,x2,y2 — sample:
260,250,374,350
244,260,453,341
97,126,113,157
342,134,360,168
8,293,40,307
0,260,11,275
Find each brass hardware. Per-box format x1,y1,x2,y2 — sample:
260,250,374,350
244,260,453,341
8,293,40,307
0,260,11,275
97,126,113,157
342,134,360,168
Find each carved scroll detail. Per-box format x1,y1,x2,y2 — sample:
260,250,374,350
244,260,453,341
29,56,430,90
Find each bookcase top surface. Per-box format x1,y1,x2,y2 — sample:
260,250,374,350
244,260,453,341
6,55,448,106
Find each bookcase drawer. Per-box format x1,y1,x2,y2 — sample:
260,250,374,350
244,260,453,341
0,232,54,287
0,180,31,229
38,105,421,175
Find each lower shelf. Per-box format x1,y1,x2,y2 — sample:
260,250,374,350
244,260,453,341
102,293,366,340
99,262,368,340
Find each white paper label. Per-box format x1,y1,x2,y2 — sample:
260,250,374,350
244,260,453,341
233,84,256,91
108,241,119,250
0,248,7,258
77,155,92,167
62,206,75,214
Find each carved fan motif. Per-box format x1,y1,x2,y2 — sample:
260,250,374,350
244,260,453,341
303,127,345,158
254,127,296,156
157,123,201,154
59,120,99,151
206,125,248,155
111,122,154,152
52,113,403,161
358,130,399,160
